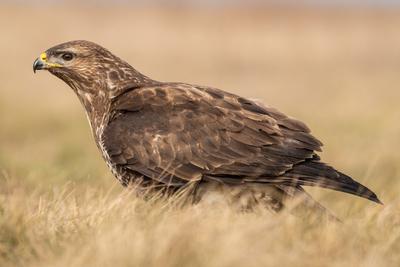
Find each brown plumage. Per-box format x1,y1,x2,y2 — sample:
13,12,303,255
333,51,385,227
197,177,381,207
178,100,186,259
33,40,381,217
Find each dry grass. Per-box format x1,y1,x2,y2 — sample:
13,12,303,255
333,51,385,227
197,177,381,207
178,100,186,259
0,5,399,267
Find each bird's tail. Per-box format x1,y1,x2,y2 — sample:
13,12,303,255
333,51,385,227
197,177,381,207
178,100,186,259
278,159,382,204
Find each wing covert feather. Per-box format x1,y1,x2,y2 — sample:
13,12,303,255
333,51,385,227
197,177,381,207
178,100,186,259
102,83,322,185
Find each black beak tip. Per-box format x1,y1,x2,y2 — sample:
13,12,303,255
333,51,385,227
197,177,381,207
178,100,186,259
33,58,44,73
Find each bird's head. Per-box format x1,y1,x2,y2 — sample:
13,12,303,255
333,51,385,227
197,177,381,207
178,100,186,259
33,40,151,98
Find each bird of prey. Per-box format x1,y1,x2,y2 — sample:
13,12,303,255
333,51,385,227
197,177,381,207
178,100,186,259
33,40,381,216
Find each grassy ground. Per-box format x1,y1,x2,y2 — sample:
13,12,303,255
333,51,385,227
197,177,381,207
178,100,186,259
0,5,399,267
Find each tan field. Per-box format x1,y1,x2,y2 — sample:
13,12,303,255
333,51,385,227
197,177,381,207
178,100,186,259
0,5,399,267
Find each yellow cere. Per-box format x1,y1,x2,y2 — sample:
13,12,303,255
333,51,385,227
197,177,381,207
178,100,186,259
40,52,47,61
40,52,61,68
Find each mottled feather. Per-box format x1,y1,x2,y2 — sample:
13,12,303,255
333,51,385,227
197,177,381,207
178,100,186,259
34,40,382,218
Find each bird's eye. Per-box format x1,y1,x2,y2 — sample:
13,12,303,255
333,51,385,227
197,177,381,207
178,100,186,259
62,53,74,61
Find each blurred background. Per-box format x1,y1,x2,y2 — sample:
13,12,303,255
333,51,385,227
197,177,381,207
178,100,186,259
1,1,400,267
0,0,399,210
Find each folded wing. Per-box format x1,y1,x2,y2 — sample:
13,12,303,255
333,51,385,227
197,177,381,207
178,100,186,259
102,83,380,203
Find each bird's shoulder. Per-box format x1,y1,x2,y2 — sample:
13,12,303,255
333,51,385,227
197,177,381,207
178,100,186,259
108,82,317,138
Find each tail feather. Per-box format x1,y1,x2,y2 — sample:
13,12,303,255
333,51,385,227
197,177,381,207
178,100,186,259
280,160,382,204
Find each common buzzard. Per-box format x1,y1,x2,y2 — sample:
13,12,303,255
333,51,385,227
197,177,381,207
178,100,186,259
33,40,381,216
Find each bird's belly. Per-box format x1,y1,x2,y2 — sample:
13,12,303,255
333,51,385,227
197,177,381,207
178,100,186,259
97,136,130,185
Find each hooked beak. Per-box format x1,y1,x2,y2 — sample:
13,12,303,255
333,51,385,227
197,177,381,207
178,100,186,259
33,52,61,73
33,57,45,73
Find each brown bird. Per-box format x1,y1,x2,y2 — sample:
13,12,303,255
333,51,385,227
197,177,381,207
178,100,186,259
33,40,381,216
